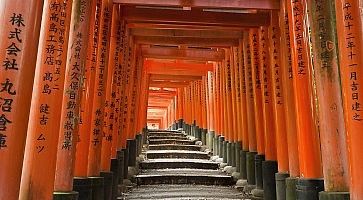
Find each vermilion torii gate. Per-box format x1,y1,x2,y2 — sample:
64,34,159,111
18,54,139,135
0,0,362,200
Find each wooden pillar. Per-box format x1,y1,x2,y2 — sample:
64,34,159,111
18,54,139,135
128,54,143,137
124,43,138,139
197,80,202,128
259,26,277,162
100,4,121,172
205,75,210,131
214,64,221,135
220,63,226,137
136,70,149,133
54,0,92,193
232,47,243,144
220,62,228,139
243,31,258,185
335,0,363,198
111,10,124,158
250,29,265,156
118,27,130,149
19,0,73,199
202,77,208,131
0,0,44,198
74,0,100,178
239,40,249,152
280,0,300,178
191,83,195,126
259,24,278,199
287,0,323,178
87,0,113,177
269,11,289,173
308,0,350,194
207,72,215,132
243,32,257,153
229,49,238,143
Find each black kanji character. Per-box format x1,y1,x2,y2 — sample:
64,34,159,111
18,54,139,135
0,134,7,149
92,138,100,146
66,111,74,119
67,101,76,109
43,72,53,82
3,58,18,70
42,84,52,94
62,140,72,150
9,13,25,27
353,112,362,121
0,98,13,112
40,104,50,114
39,114,49,125
0,114,12,131
64,121,73,131
0,79,16,95
6,42,21,56
8,28,22,43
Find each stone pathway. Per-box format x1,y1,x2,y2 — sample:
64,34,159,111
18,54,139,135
119,129,249,200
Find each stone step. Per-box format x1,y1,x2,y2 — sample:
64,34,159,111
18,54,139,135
146,150,209,159
148,139,195,145
135,169,235,186
148,144,201,151
148,135,187,140
148,130,181,133
148,132,186,137
120,185,247,200
140,159,219,170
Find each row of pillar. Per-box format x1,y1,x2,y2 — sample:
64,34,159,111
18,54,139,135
0,0,150,199
162,1,363,199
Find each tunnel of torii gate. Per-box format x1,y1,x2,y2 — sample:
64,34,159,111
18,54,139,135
0,0,363,200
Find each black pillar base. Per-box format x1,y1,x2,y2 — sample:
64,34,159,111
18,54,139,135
296,178,324,200
219,136,225,158
286,177,298,200
191,125,195,137
223,141,228,163
246,151,257,185
207,131,215,150
73,177,92,200
127,139,137,167
231,142,236,167
100,171,114,200
240,150,248,179
255,154,265,189
319,191,350,200
117,151,125,184
226,142,231,165
214,135,220,156
184,123,188,134
276,172,290,200
172,122,177,130
89,176,104,200
196,126,201,140
142,127,148,144
110,158,120,200
53,191,79,200
122,148,129,179
178,119,184,129
201,129,207,145
262,160,278,200
235,142,241,172
136,134,142,156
